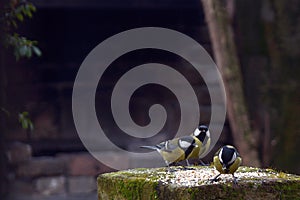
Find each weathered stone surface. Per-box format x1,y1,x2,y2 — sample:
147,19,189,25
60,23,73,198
35,176,66,195
16,157,66,178
97,166,300,200
68,176,97,194
6,142,32,165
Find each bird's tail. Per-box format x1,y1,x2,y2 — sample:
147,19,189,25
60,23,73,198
140,145,158,151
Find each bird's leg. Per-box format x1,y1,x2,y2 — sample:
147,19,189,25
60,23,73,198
165,162,171,172
180,160,195,170
186,159,191,166
165,160,169,167
209,173,221,183
166,162,177,172
199,159,209,166
167,167,175,173
232,174,238,184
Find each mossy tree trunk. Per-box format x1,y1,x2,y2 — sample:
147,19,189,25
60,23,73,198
200,0,260,166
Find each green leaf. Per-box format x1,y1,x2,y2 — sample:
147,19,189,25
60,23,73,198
24,4,33,17
32,46,42,56
18,45,28,56
18,112,34,131
28,3,37,12
11,20,18,28
22,112,29,117
29,122,34,131
21,119,28,129
27,11,33,18
26,47,32,58
15,12,24,21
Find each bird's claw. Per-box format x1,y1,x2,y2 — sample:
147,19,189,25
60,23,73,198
182,166,195,170
199,160,209,166
209,177,220,183
207,173,221,183
232,176,238,185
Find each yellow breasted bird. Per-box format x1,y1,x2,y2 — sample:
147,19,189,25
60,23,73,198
140,125,211,167
140,135,199,166
211,145,242,184
190,125,211,165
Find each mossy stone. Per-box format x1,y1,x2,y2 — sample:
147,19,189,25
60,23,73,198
97,166,300,200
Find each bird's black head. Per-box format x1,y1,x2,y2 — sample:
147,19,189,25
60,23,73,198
193,125,210,142
219,145,237,167
178,136,196,158
198,125,208,132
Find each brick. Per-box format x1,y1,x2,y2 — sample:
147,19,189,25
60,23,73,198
68,176,96,194
93,152,129,171
59,153,118,176
32,105,59,139
8,180,35,195
35,176,66,195
16,157,66,178
6,142,32,165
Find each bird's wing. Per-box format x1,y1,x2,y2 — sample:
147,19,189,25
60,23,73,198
140,138,179,152
159,138,179,152
213,155,223,173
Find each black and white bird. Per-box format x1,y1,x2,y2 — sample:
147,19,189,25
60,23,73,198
211,145,242,184
192,125,211,165
140,125,211,167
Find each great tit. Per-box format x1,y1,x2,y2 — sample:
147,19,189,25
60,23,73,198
141,135,199,166
191,125,211,163
140,125,211,167
211,145,242,184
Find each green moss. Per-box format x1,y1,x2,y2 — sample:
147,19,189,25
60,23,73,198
98,173,159,200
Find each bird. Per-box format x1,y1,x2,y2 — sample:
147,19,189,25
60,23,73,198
210,145,242,184
140,135,198,167
140,125,211,167
191,125,211,165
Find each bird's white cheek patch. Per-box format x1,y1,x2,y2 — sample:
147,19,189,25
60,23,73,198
219,148,223,163
206,130,210,138
194,128,201,136
165,141,169,149
179,140,192,148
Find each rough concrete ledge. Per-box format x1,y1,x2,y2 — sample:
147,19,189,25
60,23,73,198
97,166,300,200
